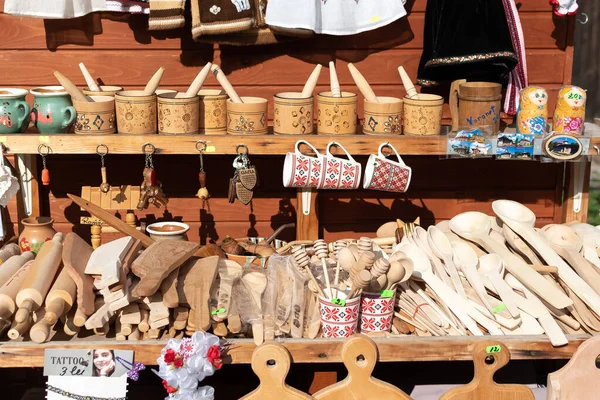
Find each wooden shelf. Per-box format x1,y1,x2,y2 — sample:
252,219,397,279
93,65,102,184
0,335,590,368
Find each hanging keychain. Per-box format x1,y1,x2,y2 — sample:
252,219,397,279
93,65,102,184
228,144,258,205
137,143,168,210
195,140,211,213
38,144,51,186
96,144,111,193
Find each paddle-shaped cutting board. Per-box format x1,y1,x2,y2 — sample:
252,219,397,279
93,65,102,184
313,334,412,400
239,342,313,400
62,233,94,317
547,336,600,399
440,341,534,400
179,256,219,331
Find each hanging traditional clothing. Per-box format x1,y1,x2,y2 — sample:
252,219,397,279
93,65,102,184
105,0,149,14
551,0,578,16
501,0,528,115
148,0,186,30
3,0,106,18
265,0,407,36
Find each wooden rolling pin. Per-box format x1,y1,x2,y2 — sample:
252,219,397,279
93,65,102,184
0,251,34,288
301,64,322,98
8,306,44,340
177,62,212,98
0,243,21,266
79,63,100,92
398,66,420,99
210,64,243,103
54,71,89,103
329,61,341,98
0,259,35,320
348,63,378,102
143,67,165,95
43,265,77,325
14,233,64,323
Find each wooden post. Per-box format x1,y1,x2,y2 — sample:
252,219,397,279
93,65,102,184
562,159,591,223
296,189,318,240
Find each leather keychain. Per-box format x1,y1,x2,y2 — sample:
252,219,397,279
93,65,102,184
137,143,168,210
195,140,211,213
230,144,256,205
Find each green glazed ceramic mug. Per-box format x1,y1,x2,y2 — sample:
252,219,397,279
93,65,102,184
0,88,31,133
30,86,76,134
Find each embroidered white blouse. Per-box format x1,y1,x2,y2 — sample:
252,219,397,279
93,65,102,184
3,0,107,18
266,0,407,36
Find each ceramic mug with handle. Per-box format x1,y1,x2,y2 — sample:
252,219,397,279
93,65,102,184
363,142,412,192
320,141,362,190
0,88,31,133
283,140,325,188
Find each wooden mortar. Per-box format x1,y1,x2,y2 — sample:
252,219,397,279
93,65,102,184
273,92,314,135
363,97,403,135
198,89,228,135
83,86,123,97
115,90,157,134
403,94,444,136
157,92,199,135
73,96,116,134
227,97,269,135
317,91,358,135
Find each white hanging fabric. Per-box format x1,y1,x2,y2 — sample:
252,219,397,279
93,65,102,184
266,0,407,36
3,0,107,19
0,146,20,208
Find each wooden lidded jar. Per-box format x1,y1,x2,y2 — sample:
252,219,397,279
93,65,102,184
73,95,116,134
273,92,314,135
317,91,358,135
363,97,403,135
198,89,227,135
450,80,502,132
403,94,444,136
82,86,123,97
115,90,157,134
157,92,199,135
227,97,268,135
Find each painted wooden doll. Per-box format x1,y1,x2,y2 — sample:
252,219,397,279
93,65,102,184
553,85,586,135
516,86,548,135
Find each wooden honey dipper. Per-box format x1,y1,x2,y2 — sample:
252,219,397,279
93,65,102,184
291,246,325,298
357,237,373,257
370,258,390,279
351,251,376,278
349,269,371,298
313,239,332,299
332,240,348,298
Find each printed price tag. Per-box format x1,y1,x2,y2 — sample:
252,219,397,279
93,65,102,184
486,345,502,354
0,136,6,143
380,290,395,298
210,308,226,315
331,298,346,306
39,136,50,143
206,145,216,153
44,349,134,377
492,304,506,313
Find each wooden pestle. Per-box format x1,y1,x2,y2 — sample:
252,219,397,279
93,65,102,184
314,239,332,299
78,63,99,92
0,251,34,288
348,64,378,102
329,61,341,98
210,64,243,103
0,243,22,268
177,62,212,98
14,233,64,323
54,71,89,103
0,259,35,320
143,67,165,95
30,318,55,343
301,64,322,97
398,66,420,99
43,265,77,325
291,246,325,298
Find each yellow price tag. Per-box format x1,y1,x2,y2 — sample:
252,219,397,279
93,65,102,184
206,146,216,153
0,136,7,143
39,136,50,143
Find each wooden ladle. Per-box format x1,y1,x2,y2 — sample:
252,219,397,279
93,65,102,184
502,224,543,265
450,211,571,309
492,199,600,314
427,226,465,298
477,254,520,318
570,222,600,268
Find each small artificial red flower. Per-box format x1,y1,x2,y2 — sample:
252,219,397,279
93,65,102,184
207,345,223,370
173,358,184,368
164,349,176,364
162,380,178,394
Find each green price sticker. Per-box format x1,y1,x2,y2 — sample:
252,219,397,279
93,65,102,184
210,308,226,315
486,345,502,354
492,304,506,313
331,298,346,306
380,290,395,298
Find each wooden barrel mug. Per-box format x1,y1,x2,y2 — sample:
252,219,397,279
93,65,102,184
450,80,502,133
363,97,403,135
317,91,358,135
273,92,314,135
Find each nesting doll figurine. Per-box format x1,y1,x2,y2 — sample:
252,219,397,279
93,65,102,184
516,87,548,135
553,85,586,135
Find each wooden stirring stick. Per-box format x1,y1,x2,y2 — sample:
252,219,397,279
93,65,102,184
211,64,243,103
79,63,100,92
176,62,212,98
314,240,332,299
398,66,420,99
329,61,341,98
143,67,165,95
54,71,89,103
348,63,378,102
301,64,322,98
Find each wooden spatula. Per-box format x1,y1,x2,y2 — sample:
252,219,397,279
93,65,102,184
440,341,534,400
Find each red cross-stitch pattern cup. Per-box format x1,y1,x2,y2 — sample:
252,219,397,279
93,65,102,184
283,140,325,188
319,141,362,190
318,296,360,338
359,290,396,333
363,142,412,192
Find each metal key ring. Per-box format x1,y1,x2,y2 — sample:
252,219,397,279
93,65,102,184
96,144,108,156
236,144,248,155
142,143,155,155
38,144,51,156
196,140,207,152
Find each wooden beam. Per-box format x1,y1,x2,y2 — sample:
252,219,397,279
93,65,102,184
562,159,592,223
297,189,318,241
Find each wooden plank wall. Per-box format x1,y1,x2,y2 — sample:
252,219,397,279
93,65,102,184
0,0,574,243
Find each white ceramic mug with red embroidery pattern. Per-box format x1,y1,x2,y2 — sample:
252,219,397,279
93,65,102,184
283,140,325,188
363,143,412,192
359,291,396,333
319,141,362,190
318,295,360,338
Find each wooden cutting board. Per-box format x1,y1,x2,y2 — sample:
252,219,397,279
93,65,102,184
178,256,219,332
440,341,534,400
131,240,199,297
313,334,412,400
547,336,600,399
240,342,313,400
62,234,95,316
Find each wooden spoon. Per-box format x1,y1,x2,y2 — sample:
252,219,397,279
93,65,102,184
478,254,520,318
451,240,494,317
413,227,454,290
242,272,268,345
450,211,571,309
502,224,543,265
428,226,465,298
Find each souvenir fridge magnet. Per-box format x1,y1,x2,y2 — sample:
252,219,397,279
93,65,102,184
553,85,586,135
544,134,583,161
516,86,547,135
496,133,534,160
448,128,492,157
